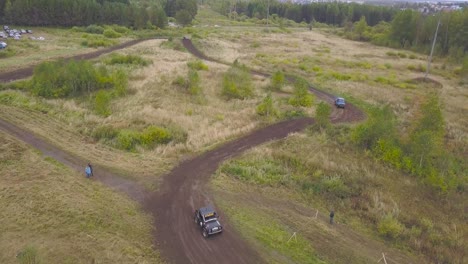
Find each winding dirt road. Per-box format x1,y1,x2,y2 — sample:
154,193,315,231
0,38,365,263
145,39,365,264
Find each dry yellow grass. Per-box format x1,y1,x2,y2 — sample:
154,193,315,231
0,132,161,264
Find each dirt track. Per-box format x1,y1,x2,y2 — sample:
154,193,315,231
0,38,366,263
145,39,365,264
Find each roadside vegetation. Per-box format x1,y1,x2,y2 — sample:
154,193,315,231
0,133,161,263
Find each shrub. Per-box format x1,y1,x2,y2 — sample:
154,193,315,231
315,102,331,129
386,51,397,57
85,25,104,34
256,94,277,117
187,70,202,96
140,126,172,148
270,71,285,91
173,76,187,87
81,38,114,48
94,90,111,117
117,130,141,151
288,79,314,107
16,246,40,264
187,60,208,71
112,25,129,34
30,60,127,98
222,64,254,100
103,29,122,38
378,215,404,239
92,125,118,141
105,54,150,66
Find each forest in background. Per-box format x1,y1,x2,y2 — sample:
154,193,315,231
0,0,197,28
208,0,468,60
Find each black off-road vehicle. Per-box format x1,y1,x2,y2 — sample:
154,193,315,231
194,206,223,238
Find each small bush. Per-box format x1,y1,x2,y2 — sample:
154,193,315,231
112,25,129,34
378,215,404,239
187,70,202,96
92,125,118,140
86,25,104,34
81,38,114,48
386,51,398,57
270,71,285,91
140,126,172,148
173,76,187,87
256,94,277,117
105,54,151,66
187,60,208,71
409,54,417,59
94,90,111,117
117,130,141,151
288,79,314,107
222,63,254,100
16,246,40,264
397,52,407,58
315,102,331,129
103,29,122,38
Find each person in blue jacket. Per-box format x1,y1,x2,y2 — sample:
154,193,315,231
85,164,92,178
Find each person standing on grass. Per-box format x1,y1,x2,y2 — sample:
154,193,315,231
330,210,335,224
88,163,93,177
85,164,92,179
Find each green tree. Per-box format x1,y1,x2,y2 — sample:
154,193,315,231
175,9,193,26
354,16,369,41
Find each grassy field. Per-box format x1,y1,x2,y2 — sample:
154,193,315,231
0,6,466,264
0,36,271,189
0,132,161,263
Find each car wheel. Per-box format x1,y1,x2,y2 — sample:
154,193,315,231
202,229,208,238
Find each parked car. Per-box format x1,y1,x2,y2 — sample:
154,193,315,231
194,206,223,238
335,97,346,108
0,41,7,49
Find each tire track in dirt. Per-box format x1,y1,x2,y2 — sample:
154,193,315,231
144,39,365,264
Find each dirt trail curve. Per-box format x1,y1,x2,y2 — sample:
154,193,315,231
144,39,365,264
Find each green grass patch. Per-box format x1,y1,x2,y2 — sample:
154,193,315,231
0,135,161,263
219,202,325,264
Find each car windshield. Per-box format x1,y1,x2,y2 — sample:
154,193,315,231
204,213,217,222
336,98,345,103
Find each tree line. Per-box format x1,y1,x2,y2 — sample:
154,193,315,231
348,8,468,59
0,0,197,28
208,0,396,26
208,0,467,59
